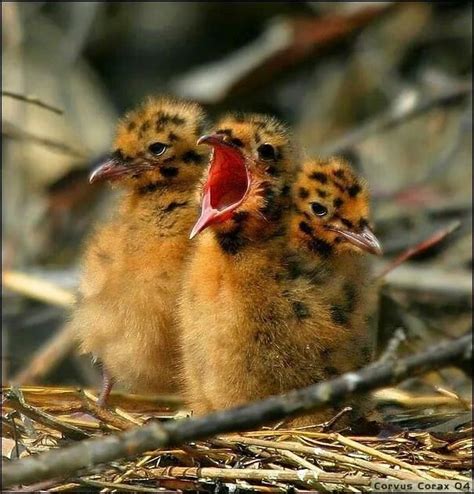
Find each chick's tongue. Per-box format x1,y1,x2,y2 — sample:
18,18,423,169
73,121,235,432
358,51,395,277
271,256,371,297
190,144,248,239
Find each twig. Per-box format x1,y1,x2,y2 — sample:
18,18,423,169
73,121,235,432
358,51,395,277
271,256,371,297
3,388,90,441
373,388,469,408
2,270,75,307
78,390,135,431
2,91,63,115
376,221,461,279
2,270,76,385
332,434,435,481
277,450,335,492
175,5,390,103
78,478,171,493
225,436,420,481
379,264,471,297
11,325,76,386
2,386,183,412
378,328,406,363
2,121,87,158
2,333,471,488
319,83,472,156
100,454,153,493
434,387,471,412
148,466,374,487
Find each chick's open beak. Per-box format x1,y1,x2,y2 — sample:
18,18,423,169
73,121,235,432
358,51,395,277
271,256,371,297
89,155,130,184
327,224,383,256
190,134,250,239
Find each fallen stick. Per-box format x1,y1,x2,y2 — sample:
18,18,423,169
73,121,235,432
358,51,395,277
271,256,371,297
2,333,471,488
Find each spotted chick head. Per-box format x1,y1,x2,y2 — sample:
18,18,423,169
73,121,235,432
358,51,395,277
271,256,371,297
89,96,208,190
292,157,382,257
190,113,297,239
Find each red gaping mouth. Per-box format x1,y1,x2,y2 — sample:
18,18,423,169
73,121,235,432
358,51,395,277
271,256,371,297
190,134,250,238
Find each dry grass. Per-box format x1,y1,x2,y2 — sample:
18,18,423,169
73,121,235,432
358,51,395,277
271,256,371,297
2,385,472,492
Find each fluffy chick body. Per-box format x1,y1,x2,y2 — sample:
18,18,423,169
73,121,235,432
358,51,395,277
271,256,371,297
180,117,379,426
72,97,208,396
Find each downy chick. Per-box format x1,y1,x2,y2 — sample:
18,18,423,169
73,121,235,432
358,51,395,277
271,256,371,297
288,157,382,424
71,96,208,404
180,117,382,427
180,113,297,415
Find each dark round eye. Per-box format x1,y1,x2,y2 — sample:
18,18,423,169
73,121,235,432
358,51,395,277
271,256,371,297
148,142,168,156
257,143,276,161
311,202,328,217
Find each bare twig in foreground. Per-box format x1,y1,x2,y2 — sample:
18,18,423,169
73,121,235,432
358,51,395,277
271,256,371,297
2,333,471,488
2,90,64,115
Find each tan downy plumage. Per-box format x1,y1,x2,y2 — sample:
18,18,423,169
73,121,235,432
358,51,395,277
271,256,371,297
180,115,381,427
71,96,208,404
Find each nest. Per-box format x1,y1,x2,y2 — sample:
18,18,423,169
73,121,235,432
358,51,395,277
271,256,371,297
2,386,472,492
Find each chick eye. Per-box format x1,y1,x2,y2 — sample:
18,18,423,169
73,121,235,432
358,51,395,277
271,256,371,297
311,202,328,217
257,143,276,161
148,142,168,156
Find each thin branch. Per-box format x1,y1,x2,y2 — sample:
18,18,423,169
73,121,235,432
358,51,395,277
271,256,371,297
278,449,333,492
376,221,461,279
2,270,75,307
2,91,64,115
332,434,435,481
10,325,76,386
378,328,407,363
3,388,90,441
78,390,136,431
376,264,471,297
147,466,375,487
319,83,472,156
3,271,76,385
225,436,420,481
2,121,87,158
2,333,471,488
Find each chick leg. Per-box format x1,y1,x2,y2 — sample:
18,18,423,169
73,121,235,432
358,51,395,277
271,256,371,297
97,367,115,407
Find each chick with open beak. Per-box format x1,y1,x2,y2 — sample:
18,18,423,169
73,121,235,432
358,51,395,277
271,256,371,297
180,115,385,428
189,113,295,247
